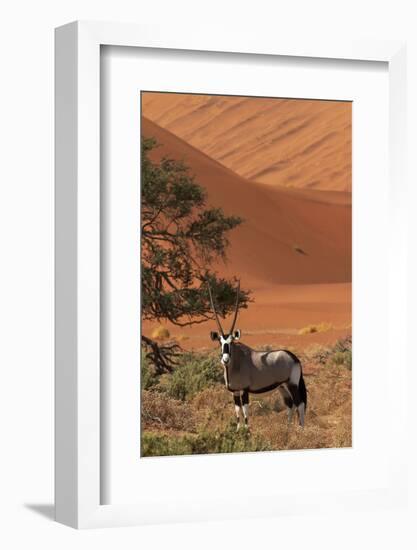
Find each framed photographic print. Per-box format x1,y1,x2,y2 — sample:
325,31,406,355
139,91,352,455
55,21,407,528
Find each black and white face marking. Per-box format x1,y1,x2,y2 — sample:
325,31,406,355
210,330,241,366
219,334,233,365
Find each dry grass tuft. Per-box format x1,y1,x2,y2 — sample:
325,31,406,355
151,325,170,340
293,244,307,255
298,322,333,335
141,390,196,432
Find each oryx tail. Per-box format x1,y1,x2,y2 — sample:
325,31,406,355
299,371,307,410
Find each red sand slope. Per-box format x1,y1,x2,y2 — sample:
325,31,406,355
142,117,351,288
142,93,352,191
141,117,351,348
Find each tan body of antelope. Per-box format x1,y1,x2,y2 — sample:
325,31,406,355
208,283,307,429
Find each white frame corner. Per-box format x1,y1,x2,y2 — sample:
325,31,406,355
55,20,407,529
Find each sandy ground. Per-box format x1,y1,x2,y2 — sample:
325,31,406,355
143,282,351,351
141,115,351,350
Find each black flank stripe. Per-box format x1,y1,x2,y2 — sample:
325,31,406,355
248,382,283,394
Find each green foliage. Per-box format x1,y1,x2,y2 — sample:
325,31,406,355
161,351,224,401
141,136,250,328
303,336,352,367
141,350,158,390
142,432,194,457
190,424,271,454
329,337,352,370
142,425,271,457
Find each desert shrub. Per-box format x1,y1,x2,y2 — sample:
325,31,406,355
191,386,229,410
299,324,317,335
299,322,333,335
141,390,196,431
333,336,352,353
190,424,271,454
301,344,332,365
151,325,170,340
303,343,331,365
330,350,352,370
162,351,224,401
142,432,194,456
250,396,282,416
141,424,271,457
312,337,352,370
303,337,352,367
141,350,159,390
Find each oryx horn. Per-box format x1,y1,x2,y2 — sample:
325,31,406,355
229,280,240,334
207,283,224,337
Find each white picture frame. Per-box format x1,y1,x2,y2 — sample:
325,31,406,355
55,21,407,529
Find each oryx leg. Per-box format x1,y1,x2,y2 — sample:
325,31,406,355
278,384,294,425
233,393,242,431
288,383,305,427
288,363,306,427
242,390,249,430
297,402,305,427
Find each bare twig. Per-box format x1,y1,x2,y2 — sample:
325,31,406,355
141,335,182,374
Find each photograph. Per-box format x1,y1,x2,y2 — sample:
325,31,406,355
140,91,352,457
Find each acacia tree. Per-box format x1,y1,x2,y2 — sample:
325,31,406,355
141,136,250,372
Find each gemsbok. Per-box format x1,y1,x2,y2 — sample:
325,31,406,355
208,282,307,429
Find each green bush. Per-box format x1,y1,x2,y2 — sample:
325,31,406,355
190,425,272,454
162,352,224,401
142,425,271,457
305,337,352,368
142,432,194,456
141,350,159,390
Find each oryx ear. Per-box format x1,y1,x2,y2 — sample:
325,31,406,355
210,331,219,341
233,329,241,340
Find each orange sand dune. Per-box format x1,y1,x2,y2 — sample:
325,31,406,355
141,117,351,347
142,117,351,287
142,93,351,191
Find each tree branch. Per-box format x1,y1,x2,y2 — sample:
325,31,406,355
141,335,182,374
